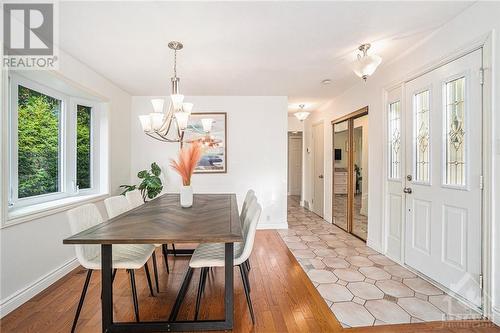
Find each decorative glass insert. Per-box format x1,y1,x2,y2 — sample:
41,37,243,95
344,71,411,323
17,85,61,198
414,90,430,182
77,105,92,189
445,77,466,186
388,101,401,179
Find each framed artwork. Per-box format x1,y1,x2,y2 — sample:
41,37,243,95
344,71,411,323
183,112,227,173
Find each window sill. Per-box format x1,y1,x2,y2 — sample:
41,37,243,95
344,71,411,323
3,193,109,228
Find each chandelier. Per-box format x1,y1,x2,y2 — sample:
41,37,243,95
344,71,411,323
352,43,382,81
138,41,193,142
294,104,310,121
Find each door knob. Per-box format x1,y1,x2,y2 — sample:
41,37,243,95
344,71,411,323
403,187,412,194
319,174,324,179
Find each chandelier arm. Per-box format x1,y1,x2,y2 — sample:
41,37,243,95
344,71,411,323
146,131,181,143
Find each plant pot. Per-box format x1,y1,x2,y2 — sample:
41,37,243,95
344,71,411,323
180,185,193,208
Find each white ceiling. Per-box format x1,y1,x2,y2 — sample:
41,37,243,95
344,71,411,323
59,1,472,112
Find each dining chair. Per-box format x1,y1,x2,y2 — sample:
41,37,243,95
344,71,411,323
67,204,156,332
187,200,262,323
125,190,176,276
240,190,256,271
104,195,159,293
125,189,144,208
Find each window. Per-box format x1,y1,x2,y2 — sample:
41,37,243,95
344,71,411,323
77,105,92,190
388,100,401,180
9,75,101,209
414,90,430,183
17,85,62,198
445,77,466,186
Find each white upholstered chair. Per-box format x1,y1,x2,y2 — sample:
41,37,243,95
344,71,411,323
125,189,144,208
187,200,262,323
104,195,160,293
67,203,156,332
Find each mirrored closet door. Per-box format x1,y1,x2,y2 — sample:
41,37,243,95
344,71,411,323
331,107,368,241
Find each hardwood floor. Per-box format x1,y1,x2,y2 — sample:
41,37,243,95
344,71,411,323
1,230,498,333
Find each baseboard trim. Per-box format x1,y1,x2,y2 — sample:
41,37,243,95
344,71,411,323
258,223,288,230
0,257,79,318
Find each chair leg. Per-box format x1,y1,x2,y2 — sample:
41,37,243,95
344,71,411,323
71,269,93,333
152,251,160,292
245,259,251,271
112,268,117,283
200,267,209,295
242,262,251,293
144,263,155,297
239,265,255,324
194,268,204,320
128,270,140,322
172,243,177,256
162,244,170,274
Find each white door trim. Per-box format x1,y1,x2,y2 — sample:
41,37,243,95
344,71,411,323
381,32,494,319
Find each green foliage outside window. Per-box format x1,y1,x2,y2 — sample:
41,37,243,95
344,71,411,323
77,105,92,189
18,85,60,198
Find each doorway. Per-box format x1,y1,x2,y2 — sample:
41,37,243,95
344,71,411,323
288,132,303,201
332,107,369,241
312,122,324,217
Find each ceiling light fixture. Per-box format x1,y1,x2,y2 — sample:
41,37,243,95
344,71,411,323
138,41,211,143
294,104,310,122
352,43,382,81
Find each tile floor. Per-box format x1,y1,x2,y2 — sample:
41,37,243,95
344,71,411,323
278,196,482,328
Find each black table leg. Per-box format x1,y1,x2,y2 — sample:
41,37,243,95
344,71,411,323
224,242,234,328
101,244,113,332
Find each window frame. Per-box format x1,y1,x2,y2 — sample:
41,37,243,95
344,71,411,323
8,74,101,209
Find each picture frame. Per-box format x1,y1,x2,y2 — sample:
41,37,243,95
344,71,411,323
183,112,227,173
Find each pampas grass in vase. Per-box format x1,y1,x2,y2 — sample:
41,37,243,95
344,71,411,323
170,142,202,207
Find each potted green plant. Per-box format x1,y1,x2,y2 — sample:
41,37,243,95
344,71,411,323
120,162,163,202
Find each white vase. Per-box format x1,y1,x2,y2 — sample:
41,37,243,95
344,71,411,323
180,185,193,208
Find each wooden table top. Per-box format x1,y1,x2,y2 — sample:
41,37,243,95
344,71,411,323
63,193,243,245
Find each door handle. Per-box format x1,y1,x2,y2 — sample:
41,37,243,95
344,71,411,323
403,187,412,194
319,174,324,179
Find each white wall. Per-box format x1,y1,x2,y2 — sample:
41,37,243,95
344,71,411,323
0,49,132,317
303,2,500,324
288,115,304,132
130,96,288,229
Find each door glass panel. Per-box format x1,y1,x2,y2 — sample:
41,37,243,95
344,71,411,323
445,77,466,186
388,101,401,180
333,120,349,231
352,115,368,240
414,90,430,183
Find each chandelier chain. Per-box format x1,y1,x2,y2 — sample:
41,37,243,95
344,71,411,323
174,49,177,78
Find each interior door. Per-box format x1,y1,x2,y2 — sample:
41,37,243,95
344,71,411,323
313,122,324,217
288,133,302,196
404,49,482,308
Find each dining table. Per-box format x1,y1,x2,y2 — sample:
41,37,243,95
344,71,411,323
63,193,243,332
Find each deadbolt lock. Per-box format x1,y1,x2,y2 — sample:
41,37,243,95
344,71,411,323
406,174,412,181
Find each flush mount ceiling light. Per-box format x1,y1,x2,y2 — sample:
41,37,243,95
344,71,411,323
352,43,382,81
294,104,310,122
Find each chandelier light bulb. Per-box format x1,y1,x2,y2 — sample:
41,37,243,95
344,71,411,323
174,111,189,130
138,115,152,132
201,118,214,132
182,102,194,114
151,98,165,113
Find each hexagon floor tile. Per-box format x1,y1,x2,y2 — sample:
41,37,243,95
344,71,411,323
278,196,482,328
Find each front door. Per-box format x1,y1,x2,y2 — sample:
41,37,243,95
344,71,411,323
404,49,482,308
